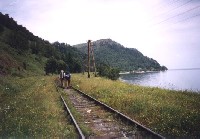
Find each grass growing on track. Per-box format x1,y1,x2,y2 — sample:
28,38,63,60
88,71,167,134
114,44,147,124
0,75,76,138
71,73,200,138
57,85,92,137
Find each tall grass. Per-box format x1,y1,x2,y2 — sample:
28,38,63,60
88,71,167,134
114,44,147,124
0,75,76,138
71,73,200,138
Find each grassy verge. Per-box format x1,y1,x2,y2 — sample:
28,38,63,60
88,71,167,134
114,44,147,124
71,73,200,138
0,75,76,138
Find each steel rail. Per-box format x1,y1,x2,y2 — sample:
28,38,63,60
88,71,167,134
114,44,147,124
72,86,165,139
60,96,85,139
55,83,85,139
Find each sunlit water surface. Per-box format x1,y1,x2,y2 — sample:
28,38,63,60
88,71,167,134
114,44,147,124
119,69,200,93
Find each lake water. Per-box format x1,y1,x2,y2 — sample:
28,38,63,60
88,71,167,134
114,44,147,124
119,69,200,93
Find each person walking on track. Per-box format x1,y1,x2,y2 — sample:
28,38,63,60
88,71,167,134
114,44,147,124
65,71,71,89
59,70,65,88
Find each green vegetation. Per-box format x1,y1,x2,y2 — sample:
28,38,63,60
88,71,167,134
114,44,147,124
0,75,77,138
98,63,120,80
0,12,85,75
44,57,75,75
0,41,46,76
74,39,168,71
71,74,200,138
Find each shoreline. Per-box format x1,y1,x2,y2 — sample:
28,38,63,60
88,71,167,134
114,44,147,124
119,78,200,93
119,71,200,93
119,70,160,75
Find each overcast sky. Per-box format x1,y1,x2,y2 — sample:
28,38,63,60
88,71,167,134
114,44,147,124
1,0,200,69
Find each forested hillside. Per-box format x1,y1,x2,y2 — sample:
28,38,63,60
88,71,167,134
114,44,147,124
0,12,167,77
0,12,85,76
74,39,167,71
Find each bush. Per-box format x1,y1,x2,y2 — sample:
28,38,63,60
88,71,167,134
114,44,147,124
97,63,120,80
44,57,83,75
44,57,58,75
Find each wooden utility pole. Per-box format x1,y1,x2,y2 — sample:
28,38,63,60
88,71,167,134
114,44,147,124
87,40,91,78
91,42,97,77
87,40,97,78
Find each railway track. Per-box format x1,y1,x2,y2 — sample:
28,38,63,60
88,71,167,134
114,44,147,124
56,83,165,138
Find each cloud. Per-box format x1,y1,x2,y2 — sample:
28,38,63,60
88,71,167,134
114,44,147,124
1,0,200,68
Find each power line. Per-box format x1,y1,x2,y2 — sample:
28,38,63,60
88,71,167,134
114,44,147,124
146,0,193,24
177,12,200,23
139,1,200,34
150,4,200,27
147,10,200,34
150,0,182,12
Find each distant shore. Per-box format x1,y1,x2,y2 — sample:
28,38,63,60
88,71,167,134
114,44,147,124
119,70,160,75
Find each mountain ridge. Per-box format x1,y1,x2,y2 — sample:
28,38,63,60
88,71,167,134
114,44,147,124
73,39,167,71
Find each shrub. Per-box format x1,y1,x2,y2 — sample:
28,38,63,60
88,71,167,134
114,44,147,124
44,57,57,75
97,63,120,80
